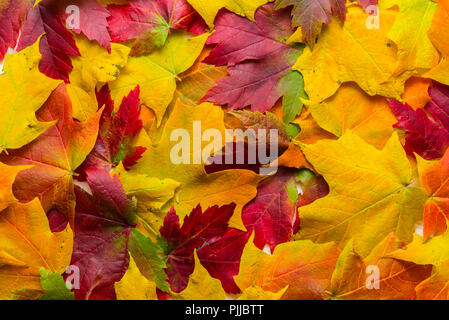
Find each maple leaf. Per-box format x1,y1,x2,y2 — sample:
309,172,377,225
387,231,449,300
235,234,340,299
78,85,146,174
416,149,449,241
388,82,449,160
39,268,74,300
0,39,61,152
109,31,208,125
17,0,80,82
65,0,112,51
326,234,431,300
66,36,130,121
296,131,428,257
171,251,288,300
196,228,248,294
174,46,228,106
295,168,329,207
70,167,167,299
274,0,346,47
159,203,237,292
185,0,268,28
425,0,449,86
0,199,73,300
205,111,290,174
108,0,207,56
128,99,262,231
115,256,158,300
242,167,299,252
380,0,439,74
0,162,30,212
0,84,102,227
294,5,412,103
202,4,305,113
307,83,397,149
0,0,31,60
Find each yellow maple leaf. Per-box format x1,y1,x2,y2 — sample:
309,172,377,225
387,230,449,300
0,199,73,300
380,0,439,73
115,256,158,300
186,0,269,28
0,162,31,212
425,0,449,85
296,131,428,257
235,234,340,299
0,39,61,152
109,32,209,126
129,99,262,231
294,5,411,103
327,234,431,300
306,83,397,149
67,36,130,121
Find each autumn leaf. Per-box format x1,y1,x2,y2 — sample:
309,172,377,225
296,131,428,257
202,4,305,113
387,231,449,300
78,85,146,174
242,167,299,252
294,5,412,103
306,83,397,149
0,162,31,212
326,234,431,300
17,0,80,82
70,167,167,299
115,256,158,300
159,203,236,292
380,0,439,74
0,39,61,152
39,268,74,300
235,234,340,299
274,0,346,47
388,82,449,160
0,84,102,227
0,199,73,300
425,0,449,85
109,31,208,125
66,36,130,121
0,0,31,60
108,0,207,55
185,0,268,28
416,149,449,241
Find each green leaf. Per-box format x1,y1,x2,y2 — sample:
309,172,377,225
128,229,170,292
39,268,74,300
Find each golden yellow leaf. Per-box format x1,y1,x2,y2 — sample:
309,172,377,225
294,5,411,103
387,231,449,299
296,131,428,257
109,32,209,126
186,0,268,28
425,0,449,85
0,39,61,151
130,99,262,231
0,199,73,300
235,234,340,299
327,234,431,300
67,36,130,121
0,162,31,212
115,256,157,300
381,0,439,73
306,83,396,149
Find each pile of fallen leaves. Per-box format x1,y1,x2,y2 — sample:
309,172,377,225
0,0,449,300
